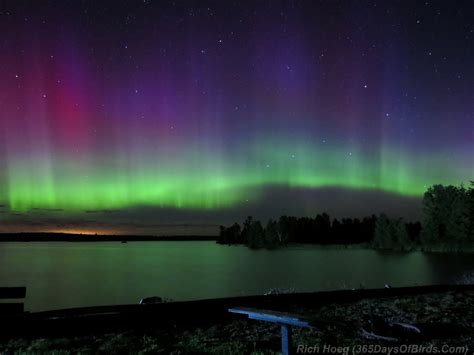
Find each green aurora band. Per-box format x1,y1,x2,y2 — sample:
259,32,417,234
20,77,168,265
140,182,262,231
2,139,470,212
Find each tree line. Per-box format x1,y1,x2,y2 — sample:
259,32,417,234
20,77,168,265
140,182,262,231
217,182,474,250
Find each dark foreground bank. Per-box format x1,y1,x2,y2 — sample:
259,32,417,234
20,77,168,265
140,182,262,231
1,285,473,353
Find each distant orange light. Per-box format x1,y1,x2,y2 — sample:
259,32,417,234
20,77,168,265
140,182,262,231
44,228,115,235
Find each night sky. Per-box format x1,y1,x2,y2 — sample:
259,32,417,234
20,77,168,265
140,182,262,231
0,0,473,234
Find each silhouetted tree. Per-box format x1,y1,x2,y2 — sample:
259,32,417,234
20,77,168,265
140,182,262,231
372,214,411,250
405,221,422,245
217,197,468,250
314,213,331,244
247,220,265,249
217,223,241,244
278,216,290,244
331,218,342,243
341,218,355,244
279,216,298,243
264,219,280,249
373,214,392,249
360,215,378,244
469,182,474,242
296,217,314,243
353,217,371,244
241,216,254,245
421,185,470,247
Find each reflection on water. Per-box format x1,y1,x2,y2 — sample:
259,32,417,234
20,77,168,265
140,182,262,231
0,242,473,311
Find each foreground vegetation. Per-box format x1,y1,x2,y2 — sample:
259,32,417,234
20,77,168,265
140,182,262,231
2,290,473,353
218,183,474,251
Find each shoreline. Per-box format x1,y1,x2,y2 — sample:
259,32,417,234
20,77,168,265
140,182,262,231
1,234,473,253
0,232,217,242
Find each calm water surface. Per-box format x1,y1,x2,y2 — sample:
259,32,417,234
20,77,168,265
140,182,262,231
0,242,473,311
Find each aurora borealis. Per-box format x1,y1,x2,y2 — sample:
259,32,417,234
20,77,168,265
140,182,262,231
0,0,473,234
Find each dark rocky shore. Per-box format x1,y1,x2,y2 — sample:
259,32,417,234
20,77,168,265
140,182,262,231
1,288,473,354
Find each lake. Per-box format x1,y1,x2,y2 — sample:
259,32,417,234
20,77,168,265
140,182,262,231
0,242,473,312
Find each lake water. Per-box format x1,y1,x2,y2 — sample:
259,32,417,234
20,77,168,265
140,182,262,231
0,242,473,312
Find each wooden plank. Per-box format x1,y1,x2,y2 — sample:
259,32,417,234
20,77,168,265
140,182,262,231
229,308,300,354
0,303,24,314
281,324,293,355
0,287,26,299
229,307,313,328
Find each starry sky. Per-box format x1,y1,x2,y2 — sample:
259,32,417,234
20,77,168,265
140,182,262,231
0,0,473,235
